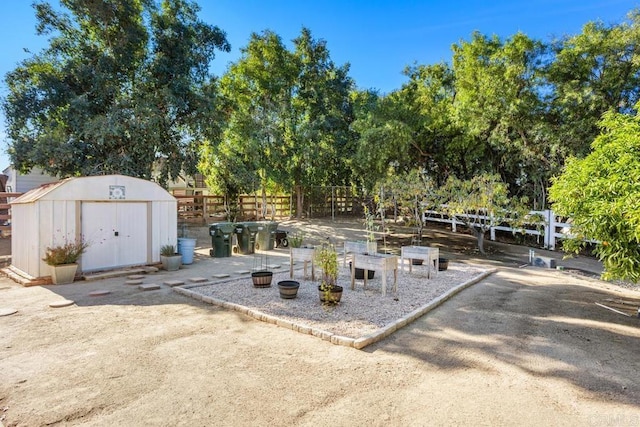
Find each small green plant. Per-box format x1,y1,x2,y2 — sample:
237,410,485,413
363,205,377,242
289,232,304,248
42,240,89,266
315,243,339,304
160,244,178,256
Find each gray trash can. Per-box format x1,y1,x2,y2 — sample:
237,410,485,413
255,221,278,251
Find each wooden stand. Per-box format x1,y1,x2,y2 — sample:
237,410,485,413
343,241,377,266
400,246,439,279
350,253,398,296
290,247,315,280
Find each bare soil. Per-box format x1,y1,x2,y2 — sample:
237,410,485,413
1,219,640,426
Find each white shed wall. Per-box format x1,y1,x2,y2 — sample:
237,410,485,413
10,175,176,279
151,200,178,262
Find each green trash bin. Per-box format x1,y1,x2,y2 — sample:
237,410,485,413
255,221,279,251
209,222,235,257
233,222,259,255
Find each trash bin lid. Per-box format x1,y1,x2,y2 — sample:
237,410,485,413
209,222,236,233
243,221,261,232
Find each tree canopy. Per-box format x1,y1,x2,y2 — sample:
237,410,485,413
549,105,640,282
2,0,229,185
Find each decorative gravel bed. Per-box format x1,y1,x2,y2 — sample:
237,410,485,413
179,262,492,348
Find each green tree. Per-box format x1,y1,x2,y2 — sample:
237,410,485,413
452,32,553,207
547,10,640,160
2,0,229,185
379,168,436,245
203,28,353,217
549,106,640,282
438,173,527,255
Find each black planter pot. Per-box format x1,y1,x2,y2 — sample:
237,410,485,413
349,262,375,280
438,258,449,271
251,270,273,288
277,280,300,299
411,258,424,266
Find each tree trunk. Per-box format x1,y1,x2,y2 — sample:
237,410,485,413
295,185,303,219
470,226,486,255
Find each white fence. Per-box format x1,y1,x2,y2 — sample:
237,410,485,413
422,209,575,250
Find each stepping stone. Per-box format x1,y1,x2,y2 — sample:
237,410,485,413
266,264,281,269
127,275,145,280
89,290,111,297
235,270,251,275
0,308,18,317
125,279,143,285
49,300,74,308
212,273,230,278
163,280,185,287
189,277,208,283
139,283,160,291
142,266,159,273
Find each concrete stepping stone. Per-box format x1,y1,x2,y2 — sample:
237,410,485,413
125,279,144,285
266,264,281,269
49,300,74,308
0,308,18,317
235,270,251,275
212,273,230,279
189,277,208,283
139,283,160,291
163,280,185,287
89,290,111,297
127,275,145,280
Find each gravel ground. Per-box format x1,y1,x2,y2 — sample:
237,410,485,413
189,261,488,339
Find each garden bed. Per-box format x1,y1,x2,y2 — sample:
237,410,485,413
177,262,492,348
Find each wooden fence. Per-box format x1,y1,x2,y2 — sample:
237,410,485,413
0,192,23,237
175,194,293,223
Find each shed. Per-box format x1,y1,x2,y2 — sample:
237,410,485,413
9,174,177,281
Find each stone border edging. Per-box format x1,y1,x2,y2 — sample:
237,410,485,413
173,268,497,350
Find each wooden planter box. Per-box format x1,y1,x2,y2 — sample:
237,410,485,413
350,253,398,296
290,247,316,280
400,246,439,279
343,240,377,266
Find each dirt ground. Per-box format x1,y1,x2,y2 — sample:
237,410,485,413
1,219,640,426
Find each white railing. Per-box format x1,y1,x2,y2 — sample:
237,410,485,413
422,209,575,250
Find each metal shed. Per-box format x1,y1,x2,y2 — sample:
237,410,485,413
9,174,177,280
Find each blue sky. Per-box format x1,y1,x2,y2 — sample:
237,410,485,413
0,0,637,171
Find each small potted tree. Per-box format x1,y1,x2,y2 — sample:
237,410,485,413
42,239,89,284
160,244,182,271
315,243,342,304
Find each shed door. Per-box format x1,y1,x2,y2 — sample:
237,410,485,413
81,202,148,272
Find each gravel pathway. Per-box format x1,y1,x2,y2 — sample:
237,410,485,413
188,261,489,339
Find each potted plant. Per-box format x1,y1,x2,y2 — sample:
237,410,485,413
42,239,89,284
315,243,342,304
160,244,182,271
